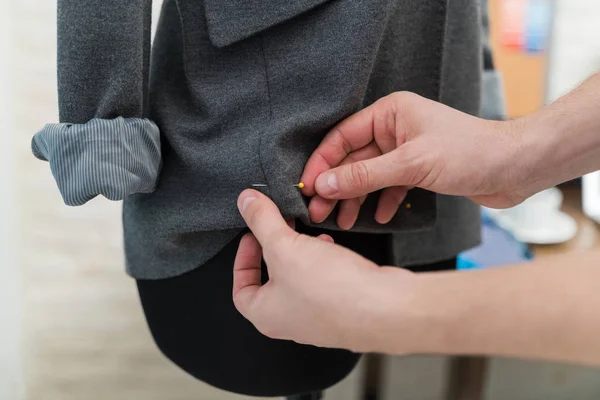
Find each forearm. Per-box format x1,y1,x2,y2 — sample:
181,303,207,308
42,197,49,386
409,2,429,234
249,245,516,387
519,72,600,194
376,250,600,365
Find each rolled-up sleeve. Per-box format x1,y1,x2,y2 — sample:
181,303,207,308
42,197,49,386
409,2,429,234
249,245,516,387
31,0,161,206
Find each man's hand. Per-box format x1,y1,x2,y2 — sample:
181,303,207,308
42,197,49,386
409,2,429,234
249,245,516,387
301,92,529,229
235,189,600,364
233,189,414,352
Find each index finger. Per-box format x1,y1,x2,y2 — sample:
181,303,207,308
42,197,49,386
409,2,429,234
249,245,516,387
301,107,377,196
237,189,295,246
232,233,262,319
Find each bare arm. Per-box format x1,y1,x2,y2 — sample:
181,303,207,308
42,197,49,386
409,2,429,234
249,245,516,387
377,250,600,365
302,72,600,217
520,73,600,198
233,190,600,366
231,72,600,366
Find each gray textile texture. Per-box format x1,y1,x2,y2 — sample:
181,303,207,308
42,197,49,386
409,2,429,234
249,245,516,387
481,71,507,120
32,118,161,206
391,0,484,267
34,0,495,279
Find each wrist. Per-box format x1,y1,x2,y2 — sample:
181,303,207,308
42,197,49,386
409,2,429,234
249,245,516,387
368,269,485,356
344,267,405,353
471,118,541,206
517,107,569,193
518,73,600,193
359,268,458,355
491,109,573,203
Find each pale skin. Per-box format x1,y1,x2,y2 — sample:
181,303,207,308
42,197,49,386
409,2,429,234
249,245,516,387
233,73,600,365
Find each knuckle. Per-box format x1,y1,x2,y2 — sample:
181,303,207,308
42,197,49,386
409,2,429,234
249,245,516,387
347,161,371,191
391,90,418,104
333,127,354,155
255,322,280,340
390,92,419,124
232,292,246,313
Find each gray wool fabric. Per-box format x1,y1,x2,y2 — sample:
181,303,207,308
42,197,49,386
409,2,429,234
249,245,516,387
32,0,501,279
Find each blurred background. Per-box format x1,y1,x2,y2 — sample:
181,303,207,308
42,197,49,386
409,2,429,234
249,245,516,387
1,0,600,399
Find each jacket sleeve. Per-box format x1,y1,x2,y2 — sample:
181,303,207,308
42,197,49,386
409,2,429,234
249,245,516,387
31,0,161,206
480,0,507,121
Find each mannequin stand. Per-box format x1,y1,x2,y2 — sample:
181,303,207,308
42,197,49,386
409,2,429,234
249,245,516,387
287,391,323,400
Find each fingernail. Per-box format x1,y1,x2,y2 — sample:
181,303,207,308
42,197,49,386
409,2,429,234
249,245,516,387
316,173,339,196
328,174,339,191
240,196,257,213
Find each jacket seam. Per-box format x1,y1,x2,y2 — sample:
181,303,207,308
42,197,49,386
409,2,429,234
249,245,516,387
434,0,449,103
258,35,273,196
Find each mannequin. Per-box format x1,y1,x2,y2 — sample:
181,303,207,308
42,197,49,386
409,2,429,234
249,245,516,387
137,222,456,396
32,0,487,396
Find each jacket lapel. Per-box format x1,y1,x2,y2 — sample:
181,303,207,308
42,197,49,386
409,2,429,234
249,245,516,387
204,0,333,47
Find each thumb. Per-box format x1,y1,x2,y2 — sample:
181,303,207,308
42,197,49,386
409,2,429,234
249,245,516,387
314,148,419,199
238,189,295,245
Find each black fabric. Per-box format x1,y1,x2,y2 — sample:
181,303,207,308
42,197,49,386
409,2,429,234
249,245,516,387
483,50,494,71
409,257,458,273
288,392,324,400
137,224,456,396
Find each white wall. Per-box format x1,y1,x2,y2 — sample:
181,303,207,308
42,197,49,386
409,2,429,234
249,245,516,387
547,0,600,101
152,0,164,35
0,0,23,398
547,1,600,223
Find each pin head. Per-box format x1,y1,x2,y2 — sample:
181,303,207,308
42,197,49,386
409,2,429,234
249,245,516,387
297,182,305,189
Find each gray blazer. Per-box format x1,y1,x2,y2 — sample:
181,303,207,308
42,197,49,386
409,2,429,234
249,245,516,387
32,0,501,279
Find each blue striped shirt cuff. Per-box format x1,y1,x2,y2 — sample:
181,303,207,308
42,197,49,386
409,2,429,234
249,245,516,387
31,117,161,206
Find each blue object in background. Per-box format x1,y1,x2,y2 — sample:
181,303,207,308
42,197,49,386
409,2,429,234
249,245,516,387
458,210,533,270
524,0,552,53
